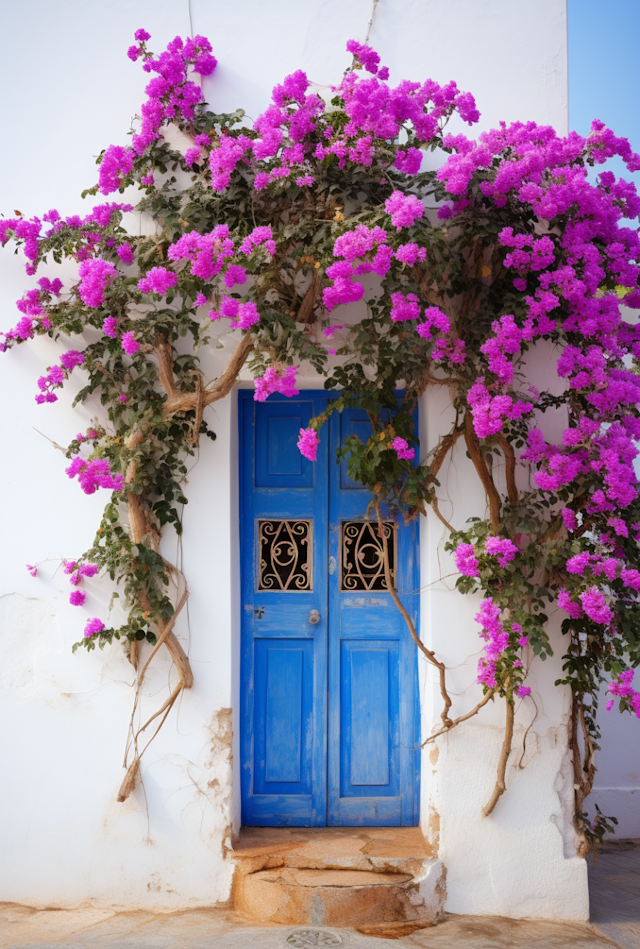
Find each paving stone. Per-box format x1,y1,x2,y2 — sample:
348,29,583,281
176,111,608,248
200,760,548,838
589,838,640,949
7,837,640,949
0,909,619,949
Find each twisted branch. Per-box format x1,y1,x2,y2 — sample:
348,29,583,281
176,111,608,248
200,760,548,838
296,271,322,325
424,426,464,532
420,687,496,747
431,496,455,533
464,411,502,532
483,696,514,816
375,499,453,727
161,332,253,419
116,332,253,801
495,433,518,506
427,426,464,485
117,483,193,802
570,691,597,854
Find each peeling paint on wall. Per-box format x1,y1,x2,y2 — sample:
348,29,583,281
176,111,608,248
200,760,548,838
204,708,235,861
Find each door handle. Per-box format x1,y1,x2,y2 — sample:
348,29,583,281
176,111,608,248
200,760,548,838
308,609,321,625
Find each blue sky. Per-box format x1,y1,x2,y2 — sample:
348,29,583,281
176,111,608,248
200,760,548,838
568,0,640,190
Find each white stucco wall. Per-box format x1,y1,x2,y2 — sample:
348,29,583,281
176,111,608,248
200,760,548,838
590,680,640,838
418,371,588,920
0,0,597,920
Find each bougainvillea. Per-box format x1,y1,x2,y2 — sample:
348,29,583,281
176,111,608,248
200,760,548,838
2,29,639,843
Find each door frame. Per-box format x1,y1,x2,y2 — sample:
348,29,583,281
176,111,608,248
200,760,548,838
238,389,420,826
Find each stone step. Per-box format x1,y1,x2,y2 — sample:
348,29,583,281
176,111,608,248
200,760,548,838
231,825,431,874
233,866,423,927
231,827,445,927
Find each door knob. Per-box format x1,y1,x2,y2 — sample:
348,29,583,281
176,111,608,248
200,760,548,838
308,609,321,625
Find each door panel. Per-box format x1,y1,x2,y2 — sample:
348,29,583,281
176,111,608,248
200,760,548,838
328,407,419,826
254,640,312,789
255,401,314,488
240,391,419,827
341,640,399,791
240,394,328,826
339,412,375,489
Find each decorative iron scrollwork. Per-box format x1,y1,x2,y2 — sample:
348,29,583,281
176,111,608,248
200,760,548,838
258,520,312,591
341,520,396,591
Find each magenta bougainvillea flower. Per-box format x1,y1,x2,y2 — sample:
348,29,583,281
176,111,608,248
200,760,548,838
84,617,105,638
297,428,319,461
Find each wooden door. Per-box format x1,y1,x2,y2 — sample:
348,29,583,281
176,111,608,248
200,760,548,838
239,391,419,826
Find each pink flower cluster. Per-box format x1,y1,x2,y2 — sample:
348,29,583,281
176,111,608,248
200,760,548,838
484,536,518,567
475,598,509,688
322,230,452,368
253,366,299,402
209,71,324,190
100,31,217,194
36,350,85,404
0,214,43,274
84,617,105,639
346,39,388,78
322,230,461,363
557,538,640,625
183,134,212,168
0,278,62,350
207,40,478,193
390,292,421,322
76,427,99,442
384,191,424,231
432,337,466,365
415,306,450,338
209,297,260,331
395,242,427,266
435,122,640,574
103,316,118,338
168,224,274,286
391,436,415,461
557,584,614,625
298,427,320,461
337,59,479,142
607,670,640,717
65,457,124,495
454,536,518,577
323,225,391,310
64,559,99,607
467,378,533,438
137,266,178,295
434,121,640,621
121,332,139,355
78,259,118,307
454,542,479,577
0,204,134,289
98,145,134,195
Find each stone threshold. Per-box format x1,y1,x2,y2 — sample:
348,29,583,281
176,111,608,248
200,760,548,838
231,825,434,876
230,826,440,927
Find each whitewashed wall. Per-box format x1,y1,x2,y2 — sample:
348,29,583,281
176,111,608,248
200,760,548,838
418,358,587,920
591,680,640,838
0,0,601,920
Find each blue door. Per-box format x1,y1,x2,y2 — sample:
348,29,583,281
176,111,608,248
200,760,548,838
239,391,419,826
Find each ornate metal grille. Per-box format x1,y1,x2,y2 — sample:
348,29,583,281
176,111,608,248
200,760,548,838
258,520,312,591
341,520,396,591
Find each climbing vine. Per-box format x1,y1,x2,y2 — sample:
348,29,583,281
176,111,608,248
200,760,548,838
3,29,640,845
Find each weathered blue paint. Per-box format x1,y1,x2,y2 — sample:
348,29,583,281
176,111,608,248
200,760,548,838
327,406,420,826
239,390,420,826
